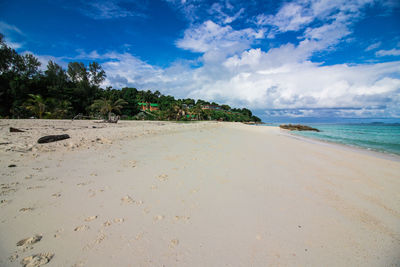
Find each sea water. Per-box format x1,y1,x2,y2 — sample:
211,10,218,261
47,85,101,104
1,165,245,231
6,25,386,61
279,123,400,156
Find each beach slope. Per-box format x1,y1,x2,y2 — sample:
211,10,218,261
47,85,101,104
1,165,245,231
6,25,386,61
0,120,399,266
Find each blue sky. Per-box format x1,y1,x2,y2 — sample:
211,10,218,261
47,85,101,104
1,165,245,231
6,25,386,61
1,0,400,121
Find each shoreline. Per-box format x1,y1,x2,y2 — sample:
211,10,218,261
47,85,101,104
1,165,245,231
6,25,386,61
278,127,400,162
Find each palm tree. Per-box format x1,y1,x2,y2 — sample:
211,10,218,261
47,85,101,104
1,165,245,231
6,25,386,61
54,100,72,119
192,104,204,120
90,98,128,120
24,94,46,119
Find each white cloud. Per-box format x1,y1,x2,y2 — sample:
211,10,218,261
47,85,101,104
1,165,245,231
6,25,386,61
258,0,375,41
70,0,148,20
5,39,23,49
0,21,25,49
22,51,69,70
365,41,381,51
27,0,397,119
0,21,24,35
70,0,399,118
208,3,244,24
256,2,313,32
176,20,263,58
74,45,400,118
376,49,400,57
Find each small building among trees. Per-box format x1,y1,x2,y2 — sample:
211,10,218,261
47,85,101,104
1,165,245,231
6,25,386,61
138,103,159,111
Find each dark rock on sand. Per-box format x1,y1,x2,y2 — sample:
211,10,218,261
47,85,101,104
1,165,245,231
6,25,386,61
37,134,70,144
10,127,25,133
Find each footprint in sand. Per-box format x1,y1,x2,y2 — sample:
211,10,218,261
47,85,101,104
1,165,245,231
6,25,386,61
95,233,106,244
157,174,168,181
53,229,64,238
16,235,42,247
39,177,57,182
113,218,124,223
88,189,96,198
19,207,34,212
154,215,165,221
9,253,19,262
84,215,98,222
129,160,137,167
21,252,54,267
174,216,190,222
169,239,179,248
190,188,199,194
1,199,11,205
27,186,45,190
77,181,92,187
74,225,90,232
143,207,150,214
121,195,134,204
32,168,43,172
122,160,136,168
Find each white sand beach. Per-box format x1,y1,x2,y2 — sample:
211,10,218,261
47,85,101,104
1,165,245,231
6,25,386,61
0,120,399,266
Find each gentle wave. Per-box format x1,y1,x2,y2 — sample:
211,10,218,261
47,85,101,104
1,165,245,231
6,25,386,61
281,123,400,155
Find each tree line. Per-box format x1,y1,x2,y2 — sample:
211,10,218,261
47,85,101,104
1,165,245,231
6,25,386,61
0,34,261,122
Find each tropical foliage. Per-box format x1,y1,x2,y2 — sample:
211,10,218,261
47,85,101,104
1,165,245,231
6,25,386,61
0,33,261,122
90,98,128,120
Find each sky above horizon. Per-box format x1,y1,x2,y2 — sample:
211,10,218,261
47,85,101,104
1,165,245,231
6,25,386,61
1,0,400,121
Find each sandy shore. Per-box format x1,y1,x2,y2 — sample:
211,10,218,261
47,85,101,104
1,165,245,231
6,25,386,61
1,120,399,266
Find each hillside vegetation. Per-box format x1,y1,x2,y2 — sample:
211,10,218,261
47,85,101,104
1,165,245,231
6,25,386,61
0,34,260,123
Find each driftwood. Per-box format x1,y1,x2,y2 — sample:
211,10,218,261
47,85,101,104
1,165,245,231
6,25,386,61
279,124,320,132
107,115,120,123
10,127,25,132
37,134,70,144
94,115,120,123
72,114,102,121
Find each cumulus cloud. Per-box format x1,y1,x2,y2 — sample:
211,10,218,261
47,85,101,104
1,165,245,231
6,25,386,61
21,51,69,70
27,0,398,119
258,0,375,40
73,45,400,118
256,2,313,32
376,48,400,57
176,20,263,58
68,0,399,118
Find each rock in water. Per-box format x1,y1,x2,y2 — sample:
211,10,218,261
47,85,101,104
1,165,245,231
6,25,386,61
279,124,320,132
37,134,70,144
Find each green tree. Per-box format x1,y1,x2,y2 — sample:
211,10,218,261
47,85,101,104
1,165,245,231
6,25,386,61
23,94,47,119
90,98,128,120
89,62,106,87
45,60,68,97
46,98,72,119
120,87,139,116
67,62,88,83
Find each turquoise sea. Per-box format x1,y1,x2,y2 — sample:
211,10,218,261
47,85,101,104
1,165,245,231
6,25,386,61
273,123,400,156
